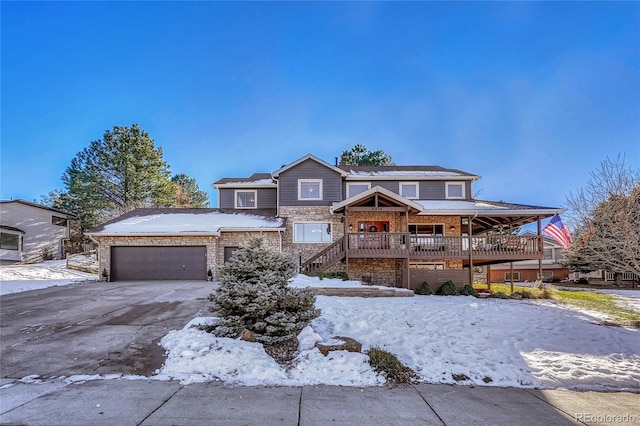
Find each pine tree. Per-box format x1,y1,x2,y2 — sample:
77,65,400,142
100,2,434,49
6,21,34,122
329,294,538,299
171,173,209,207
339,144,394,166
49,124,176,232
208,237,320,345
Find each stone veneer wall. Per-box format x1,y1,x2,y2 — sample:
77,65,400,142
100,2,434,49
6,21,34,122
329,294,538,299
96,235,218,279
278,206,344,264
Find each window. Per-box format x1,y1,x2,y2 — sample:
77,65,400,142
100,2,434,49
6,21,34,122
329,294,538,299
294,223,332,243
446,182,465,199
543,248,553,260
347,182,370,198
235,190,257,209
298,179,322,200
400,182,419,199
408,224,444,236
52,216,68,227
0,233,19,251
504,272,520,282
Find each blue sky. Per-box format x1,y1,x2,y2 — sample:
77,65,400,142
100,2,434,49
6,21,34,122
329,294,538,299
2,2,638,210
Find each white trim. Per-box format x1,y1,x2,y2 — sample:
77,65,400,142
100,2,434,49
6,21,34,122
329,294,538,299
293,222,332,243
346,182,371,198
346,175,476,181
445,182,465,199
400,182,419,199
234,189,257,209
272,154,348,178
331,185,424,213
298,179,323,201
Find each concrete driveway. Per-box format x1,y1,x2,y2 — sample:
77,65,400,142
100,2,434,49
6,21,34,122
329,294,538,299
0,281,214,379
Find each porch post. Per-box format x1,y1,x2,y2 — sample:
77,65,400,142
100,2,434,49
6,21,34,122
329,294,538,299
510,261,514,294
406,207,410,289
486,264,491,291
468,216,473,286
345,207,350,277
537,215,542,282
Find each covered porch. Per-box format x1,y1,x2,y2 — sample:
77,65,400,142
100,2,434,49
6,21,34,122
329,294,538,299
302,186,562,289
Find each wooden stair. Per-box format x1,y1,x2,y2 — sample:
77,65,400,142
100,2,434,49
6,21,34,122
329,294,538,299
301,237,346,275
312,287,414,297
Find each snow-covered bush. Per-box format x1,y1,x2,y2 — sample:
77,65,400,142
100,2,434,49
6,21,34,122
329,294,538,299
207,237,320,345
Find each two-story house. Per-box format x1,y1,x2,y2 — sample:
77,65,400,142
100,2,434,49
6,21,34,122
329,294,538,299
87,154,562,289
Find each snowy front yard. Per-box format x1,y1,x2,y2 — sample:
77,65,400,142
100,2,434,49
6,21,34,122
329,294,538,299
0,260,97,295
2,264,638,391
158,276,640,391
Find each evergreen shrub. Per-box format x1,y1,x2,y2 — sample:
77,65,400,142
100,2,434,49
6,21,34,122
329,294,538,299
207,237,320,345
415,281,434,295
436,280,459,296
460,284,479,297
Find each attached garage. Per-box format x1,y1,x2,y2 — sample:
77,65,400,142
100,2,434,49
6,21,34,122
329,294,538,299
86,208,286,282
111,246,206,281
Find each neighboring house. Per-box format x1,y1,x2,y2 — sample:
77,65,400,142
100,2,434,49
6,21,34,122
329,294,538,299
489,231,569,283
87,154,562,290
0,200,72,263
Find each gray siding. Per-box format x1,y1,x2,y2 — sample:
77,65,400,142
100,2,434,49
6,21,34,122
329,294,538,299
343,179,474,201
219,188,277,209
279,159,343,206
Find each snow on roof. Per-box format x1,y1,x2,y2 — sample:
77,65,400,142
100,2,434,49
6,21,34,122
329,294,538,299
94,211,284,236
347,170,464,177
220,179,275,186
417,200,562,215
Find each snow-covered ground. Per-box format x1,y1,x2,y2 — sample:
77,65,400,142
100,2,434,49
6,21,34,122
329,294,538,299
2,265,639,391
157,276,640,391
0,260,97,295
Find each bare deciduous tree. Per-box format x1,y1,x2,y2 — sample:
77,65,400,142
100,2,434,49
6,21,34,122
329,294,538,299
563,154,640,283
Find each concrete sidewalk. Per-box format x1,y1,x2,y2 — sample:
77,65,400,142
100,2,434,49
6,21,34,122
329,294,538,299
1,379,638,426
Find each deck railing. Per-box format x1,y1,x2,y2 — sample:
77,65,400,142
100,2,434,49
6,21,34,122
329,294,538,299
345,233,541,260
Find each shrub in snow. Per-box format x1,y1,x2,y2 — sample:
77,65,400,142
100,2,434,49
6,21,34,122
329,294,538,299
436,280,459,296
415,281,434,295
207,237,320,345
367,347,418,384
460,284,479,297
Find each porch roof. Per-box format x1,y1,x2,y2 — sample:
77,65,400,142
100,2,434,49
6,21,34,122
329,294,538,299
417,199,563,232
330,186,424,213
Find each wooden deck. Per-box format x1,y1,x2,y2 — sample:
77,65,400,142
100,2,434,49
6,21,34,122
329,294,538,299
346,233,542,262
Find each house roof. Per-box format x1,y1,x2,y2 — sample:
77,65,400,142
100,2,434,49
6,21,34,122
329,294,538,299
340,165,480,181
0,199,73,217
0,225,26,234
272,154,349,178
86,208,284,237
212,173,276,188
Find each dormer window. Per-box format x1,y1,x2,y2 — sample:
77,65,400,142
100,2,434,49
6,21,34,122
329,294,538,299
446,182,465,199
400,182,419,199
298,179,323,201
235,190,257,209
